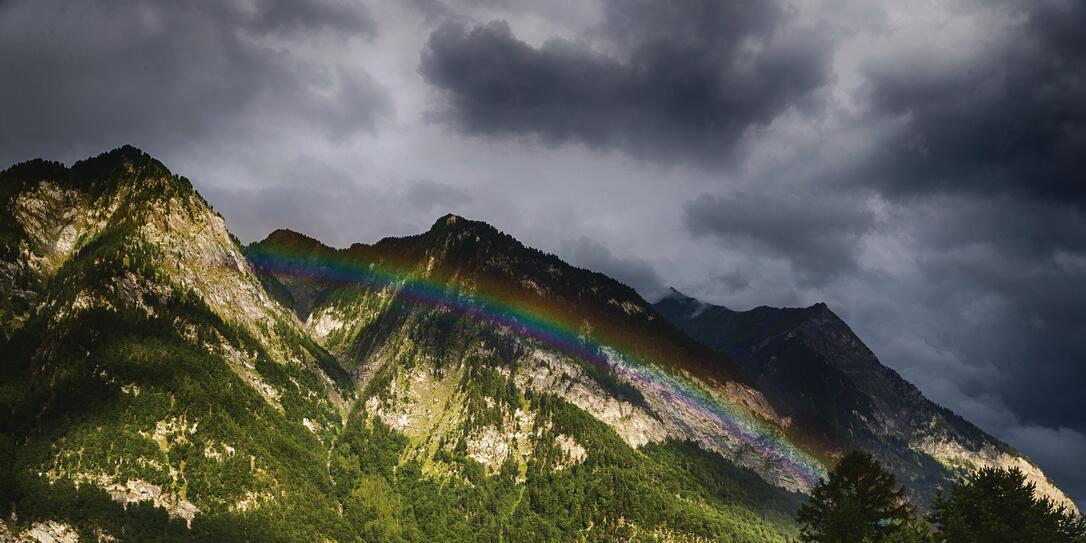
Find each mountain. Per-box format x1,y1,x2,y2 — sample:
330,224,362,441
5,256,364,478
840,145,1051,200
0,147,1073,542
1,147,355,541
1,147,807,542
654,288,1076,512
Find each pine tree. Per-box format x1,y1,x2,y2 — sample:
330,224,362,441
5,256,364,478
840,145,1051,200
930,467,1086,543
796,451,919,543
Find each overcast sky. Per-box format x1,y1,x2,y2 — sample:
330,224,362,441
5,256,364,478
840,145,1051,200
1,0,1083,508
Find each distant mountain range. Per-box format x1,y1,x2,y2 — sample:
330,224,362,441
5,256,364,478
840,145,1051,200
0,147,1073,542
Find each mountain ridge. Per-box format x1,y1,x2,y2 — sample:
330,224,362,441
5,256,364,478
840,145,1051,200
1,147,810,541
243,216,831,490
0,146,1076,541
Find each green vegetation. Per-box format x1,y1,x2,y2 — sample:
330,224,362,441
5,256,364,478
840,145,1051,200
931,467,1086,543
325,397,802,542
322,300,804,541
797,451,919,543
1,280,805,542
0,147,812,541
796,453,1085,543
1,257,346,540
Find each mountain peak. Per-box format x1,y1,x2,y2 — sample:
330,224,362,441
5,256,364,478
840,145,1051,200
428,213,472,232
1,145,167,194
12,144,194,202
425,212,499,238
99,143,149,162
265,228,306,240
417,213,525,261
438,212,462,225
257,228,329,250
657,287,733,319
70,144,166,179
664,287,693,301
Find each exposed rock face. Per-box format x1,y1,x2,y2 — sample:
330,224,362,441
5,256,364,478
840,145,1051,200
4,520,81,543
553,434,587,468
11,181,86,275
514,350,668,448
914,438,1074,510
515,347,812,491
655,288,1077,511
361,351,588,477
1,148,314,367
97,476,198,526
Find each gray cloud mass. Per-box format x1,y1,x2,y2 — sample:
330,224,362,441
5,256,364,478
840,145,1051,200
683,191,875,284
419,0,832,165
561,236,667,300
853,0,1086,206
0,0,386,166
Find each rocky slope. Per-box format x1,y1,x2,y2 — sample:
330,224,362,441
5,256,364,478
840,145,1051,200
1,148,354,541
247,217,826,493
654,288,1077,512
1,148,805,542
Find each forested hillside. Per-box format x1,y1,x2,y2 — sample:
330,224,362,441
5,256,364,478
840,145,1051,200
1,148,803,542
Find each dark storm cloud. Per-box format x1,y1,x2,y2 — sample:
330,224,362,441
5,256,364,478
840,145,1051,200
198,157,373,247
883,195,1086,507
683,192,874,284
0,0,385,166
561,237,666,299
418,0,832,165
906,196,1086,430
854,0,1086,206
202,176,426,250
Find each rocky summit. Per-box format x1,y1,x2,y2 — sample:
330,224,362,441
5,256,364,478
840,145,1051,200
0,147,1074,542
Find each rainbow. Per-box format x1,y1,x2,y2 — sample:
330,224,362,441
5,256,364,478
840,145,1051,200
247,238,827,488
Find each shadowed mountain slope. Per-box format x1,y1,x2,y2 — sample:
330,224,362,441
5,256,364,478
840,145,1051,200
654,288,1076,511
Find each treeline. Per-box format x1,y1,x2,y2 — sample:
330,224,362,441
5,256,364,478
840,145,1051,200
796,451,1085,543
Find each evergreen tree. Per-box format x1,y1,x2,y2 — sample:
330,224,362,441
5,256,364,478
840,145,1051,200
796,451,918,543
930,467,1086,543
883,518,933,543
